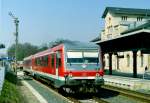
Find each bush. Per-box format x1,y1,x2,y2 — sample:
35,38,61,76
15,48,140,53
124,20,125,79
0,72,25,103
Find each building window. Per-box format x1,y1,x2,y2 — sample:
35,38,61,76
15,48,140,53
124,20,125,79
137,17,143,21
108,26,113,33
107,34,112,39
108,17,111,25
127,54,130,67
114,26,119,35
121,16,127,21
141,54,144,67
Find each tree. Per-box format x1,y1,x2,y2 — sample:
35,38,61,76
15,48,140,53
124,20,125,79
0,44,5,48
38,43,48,51
48,38,71,48
7,43,39,61
7,39,73,61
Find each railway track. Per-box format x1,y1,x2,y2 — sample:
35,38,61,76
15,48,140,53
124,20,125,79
23,75,150,103
64,92,109,103
101,85,150,103
23,75,109,103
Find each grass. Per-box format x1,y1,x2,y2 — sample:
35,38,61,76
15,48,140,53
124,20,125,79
0,72,26,103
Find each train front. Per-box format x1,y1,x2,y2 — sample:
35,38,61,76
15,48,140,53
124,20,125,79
63,47,104,91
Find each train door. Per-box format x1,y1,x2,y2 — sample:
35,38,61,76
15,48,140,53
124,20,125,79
51,53,56,75
56,51,61,77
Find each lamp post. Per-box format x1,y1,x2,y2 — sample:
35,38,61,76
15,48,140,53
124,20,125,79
9,12,19,75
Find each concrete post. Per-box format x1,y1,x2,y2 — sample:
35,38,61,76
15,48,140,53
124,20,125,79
101,52,105,70
133,50,137,78
109,53,112,75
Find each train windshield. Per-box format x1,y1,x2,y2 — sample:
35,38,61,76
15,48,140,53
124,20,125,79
66,51,100,70
67,51,99,63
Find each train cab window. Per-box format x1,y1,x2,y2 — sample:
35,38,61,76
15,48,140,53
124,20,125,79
67,52,83,63
83,52,99,63
67,51,99,63
51,54,55,68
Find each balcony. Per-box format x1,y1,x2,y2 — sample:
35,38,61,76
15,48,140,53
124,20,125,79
119,21,148,30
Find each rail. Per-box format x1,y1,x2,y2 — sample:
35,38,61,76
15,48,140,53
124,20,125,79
102,85,150,103
30,75,108,103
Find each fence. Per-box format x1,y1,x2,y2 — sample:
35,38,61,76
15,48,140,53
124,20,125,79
0,67,5,95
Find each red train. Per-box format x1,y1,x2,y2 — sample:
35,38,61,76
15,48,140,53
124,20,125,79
23,41,104,92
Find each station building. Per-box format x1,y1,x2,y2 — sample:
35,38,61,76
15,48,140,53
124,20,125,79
92,7,150,74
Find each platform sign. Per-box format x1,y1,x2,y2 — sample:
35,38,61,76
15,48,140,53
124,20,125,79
0,57,14,61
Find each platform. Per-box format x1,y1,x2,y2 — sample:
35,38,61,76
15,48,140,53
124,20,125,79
104,75,150,91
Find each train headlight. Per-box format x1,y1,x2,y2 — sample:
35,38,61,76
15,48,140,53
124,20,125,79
96,73,100,77
69,72,72,78
64,72,69,78
96,69,104,77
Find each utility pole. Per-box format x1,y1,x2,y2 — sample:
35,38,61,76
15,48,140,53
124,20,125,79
9,12,19,75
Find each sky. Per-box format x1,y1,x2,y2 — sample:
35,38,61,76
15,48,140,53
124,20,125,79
0,0,150,54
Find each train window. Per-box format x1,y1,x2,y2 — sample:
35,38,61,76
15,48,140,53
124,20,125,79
51,54,55,68
35,57,41,66
83,52,99,63
35,58,38,66
42,55,48,66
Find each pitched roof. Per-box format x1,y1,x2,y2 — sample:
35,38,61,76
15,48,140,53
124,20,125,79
102,7,150,18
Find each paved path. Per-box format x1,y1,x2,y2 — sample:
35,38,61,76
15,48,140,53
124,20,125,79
104,75,150,93
0,67,5,94
19,80,41,103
